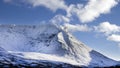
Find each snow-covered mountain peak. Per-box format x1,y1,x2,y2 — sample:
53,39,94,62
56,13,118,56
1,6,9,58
0,24,60,52
0,24,119,67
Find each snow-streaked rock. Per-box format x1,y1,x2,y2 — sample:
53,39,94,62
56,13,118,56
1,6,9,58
0,24,119,67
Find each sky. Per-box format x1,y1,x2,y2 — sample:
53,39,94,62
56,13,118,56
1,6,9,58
0,0,120,61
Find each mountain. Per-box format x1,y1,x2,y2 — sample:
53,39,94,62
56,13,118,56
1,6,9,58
0,24,119,67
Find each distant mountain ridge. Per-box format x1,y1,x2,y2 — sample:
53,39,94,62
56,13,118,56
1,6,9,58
0,24,119,67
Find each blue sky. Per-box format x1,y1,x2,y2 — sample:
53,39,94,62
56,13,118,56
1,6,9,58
0,0,120,60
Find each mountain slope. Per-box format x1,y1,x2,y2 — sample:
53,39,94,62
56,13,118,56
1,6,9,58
0,24,118,67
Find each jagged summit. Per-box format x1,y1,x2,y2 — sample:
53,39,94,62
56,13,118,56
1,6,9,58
0,24,118,67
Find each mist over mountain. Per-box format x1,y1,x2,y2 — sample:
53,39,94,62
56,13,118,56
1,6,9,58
0,24,119,68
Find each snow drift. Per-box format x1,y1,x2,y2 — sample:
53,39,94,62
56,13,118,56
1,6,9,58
0,24,118,67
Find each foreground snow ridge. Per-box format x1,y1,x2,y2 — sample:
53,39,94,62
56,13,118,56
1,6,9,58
0,24,118,67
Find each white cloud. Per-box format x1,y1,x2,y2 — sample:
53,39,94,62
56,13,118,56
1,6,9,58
3,0,119,23
49,14,91,32
94,22,120,35
67,0,118,23
50,15,70,25
66,4,83,17
26,0,118,23
95,22,120,47
3,0,67,11
107,34,120,42
63,23,91,32
50,14,91,32
107,34,120,47
80,0,118,23
22,0,67,11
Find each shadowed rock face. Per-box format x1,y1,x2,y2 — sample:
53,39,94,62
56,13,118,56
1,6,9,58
0,24,118,67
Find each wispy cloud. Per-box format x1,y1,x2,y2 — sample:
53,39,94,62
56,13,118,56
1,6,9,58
63,23,91,32
50,15,70,24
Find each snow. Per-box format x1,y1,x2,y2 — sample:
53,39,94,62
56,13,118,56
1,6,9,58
0,24,119,67
8,51,80,66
